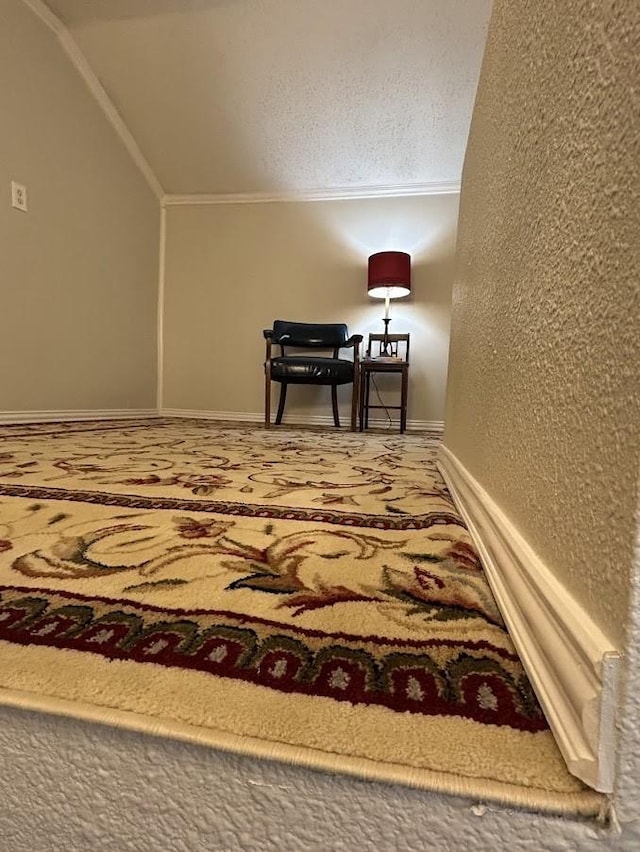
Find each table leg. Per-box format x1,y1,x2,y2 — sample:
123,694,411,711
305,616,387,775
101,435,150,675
400,366,408,433
364,371,371,429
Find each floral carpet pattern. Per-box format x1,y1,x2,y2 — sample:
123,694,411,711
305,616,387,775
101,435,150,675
0,419,603,815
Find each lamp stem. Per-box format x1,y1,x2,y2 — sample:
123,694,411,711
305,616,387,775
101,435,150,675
382,320,392,357
380,294,392,355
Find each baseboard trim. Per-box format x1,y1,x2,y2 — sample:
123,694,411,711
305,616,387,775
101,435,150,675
0,408,443,432
0,410,159,425
161,409,444,433
437,444,620,793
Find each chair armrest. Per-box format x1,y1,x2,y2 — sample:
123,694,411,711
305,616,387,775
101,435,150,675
263,329,274,371
345,334,363,361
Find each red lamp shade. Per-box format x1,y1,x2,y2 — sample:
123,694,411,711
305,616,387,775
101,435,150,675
367,251,411,299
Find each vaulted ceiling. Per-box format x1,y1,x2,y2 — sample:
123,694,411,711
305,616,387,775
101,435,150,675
42,0,492,195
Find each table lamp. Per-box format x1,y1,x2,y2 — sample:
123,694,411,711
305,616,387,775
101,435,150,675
367,251,411,356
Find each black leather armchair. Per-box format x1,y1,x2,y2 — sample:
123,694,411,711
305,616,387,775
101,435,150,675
263,321,363,430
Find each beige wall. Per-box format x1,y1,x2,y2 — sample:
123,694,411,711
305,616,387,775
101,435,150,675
0,1,159,413
163,194,459,424
444,0,640,648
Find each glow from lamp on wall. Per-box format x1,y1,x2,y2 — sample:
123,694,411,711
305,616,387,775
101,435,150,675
367,251,411,356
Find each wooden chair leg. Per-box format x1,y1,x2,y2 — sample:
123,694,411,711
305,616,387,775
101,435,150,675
265,371,271,429
331,385,340,427
275,383,288,425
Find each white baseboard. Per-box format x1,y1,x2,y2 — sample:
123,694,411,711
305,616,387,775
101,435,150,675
161,409,261,424
161,409,444,433
437,444,621,793
0,409,159,425
0,409,443,433
360,417,444,433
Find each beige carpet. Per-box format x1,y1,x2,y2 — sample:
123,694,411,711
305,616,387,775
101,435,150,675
0,419,605,816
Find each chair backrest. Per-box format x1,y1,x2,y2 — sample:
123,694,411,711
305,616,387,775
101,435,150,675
366,333,410,361
273,320,349,351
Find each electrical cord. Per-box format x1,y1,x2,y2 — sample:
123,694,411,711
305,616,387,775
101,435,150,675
370,374,394,428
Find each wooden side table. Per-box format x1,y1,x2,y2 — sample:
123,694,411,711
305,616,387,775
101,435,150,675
358,357,409,433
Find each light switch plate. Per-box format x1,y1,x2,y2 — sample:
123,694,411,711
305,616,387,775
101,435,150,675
11,181,27,212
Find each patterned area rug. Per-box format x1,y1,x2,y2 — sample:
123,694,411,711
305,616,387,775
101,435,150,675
0,419,604,815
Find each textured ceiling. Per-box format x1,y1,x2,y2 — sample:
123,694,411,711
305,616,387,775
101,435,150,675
43,0,492,195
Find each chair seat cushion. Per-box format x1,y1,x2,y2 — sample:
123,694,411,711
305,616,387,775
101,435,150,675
270,356,354,385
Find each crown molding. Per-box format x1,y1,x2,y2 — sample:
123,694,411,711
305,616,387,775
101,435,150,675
20,0,62,32
162,181,461,207
20,0,164,200
437,444,621,793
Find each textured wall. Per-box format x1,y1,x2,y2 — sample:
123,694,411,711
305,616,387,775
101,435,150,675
443,0,640,648
614,495,640,825
0,0,159,413
163,194,458,424
2,703,640,851
44,0,491,194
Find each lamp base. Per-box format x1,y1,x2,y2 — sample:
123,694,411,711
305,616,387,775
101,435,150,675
380,317,392,356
